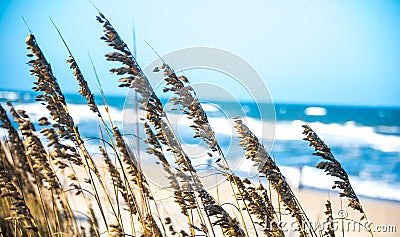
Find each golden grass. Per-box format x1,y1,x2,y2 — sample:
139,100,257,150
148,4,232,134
0,11,374,237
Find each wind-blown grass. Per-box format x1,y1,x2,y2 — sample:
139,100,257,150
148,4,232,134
0,12,372,237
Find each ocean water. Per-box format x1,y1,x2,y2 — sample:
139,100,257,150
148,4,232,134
1,90,400,201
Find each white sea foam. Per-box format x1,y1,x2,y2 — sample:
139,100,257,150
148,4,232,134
236,163,400,201
274,120,400,153
206,117,271,139
201,103,219,112
304,106,327,116
204,117,400,153
0,91,19,101
12,103,123,124
301,165,400,201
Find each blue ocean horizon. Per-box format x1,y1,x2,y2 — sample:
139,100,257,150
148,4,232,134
1,89,400,201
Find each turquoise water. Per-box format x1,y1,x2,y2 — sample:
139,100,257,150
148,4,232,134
1,90,399,200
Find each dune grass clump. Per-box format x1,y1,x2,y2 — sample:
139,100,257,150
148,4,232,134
0,11,372,237
0,142,38,234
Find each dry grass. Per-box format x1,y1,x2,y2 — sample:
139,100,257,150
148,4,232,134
0,12,373,237
302,125,365,220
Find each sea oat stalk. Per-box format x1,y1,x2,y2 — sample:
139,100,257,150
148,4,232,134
302,124,365,220
235,119,315,237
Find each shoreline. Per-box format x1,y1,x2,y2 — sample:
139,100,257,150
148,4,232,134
298,185,400,204
293,187,400,237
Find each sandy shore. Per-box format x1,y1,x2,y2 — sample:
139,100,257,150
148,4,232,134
293,187,400,237
140,162,400,236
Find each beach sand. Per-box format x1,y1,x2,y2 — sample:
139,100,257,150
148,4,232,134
293,188,400,237
140,163,400,236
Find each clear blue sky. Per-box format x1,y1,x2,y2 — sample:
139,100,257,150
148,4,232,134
0,0,399,106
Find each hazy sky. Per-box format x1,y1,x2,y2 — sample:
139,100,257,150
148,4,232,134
0,0,399,106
